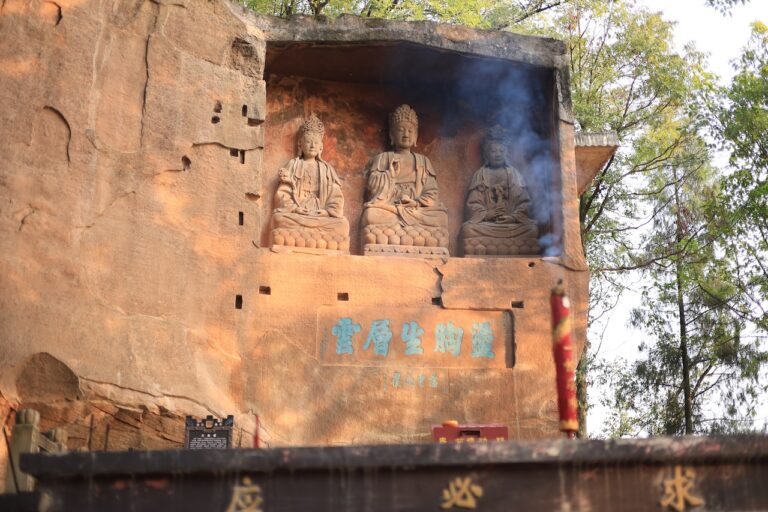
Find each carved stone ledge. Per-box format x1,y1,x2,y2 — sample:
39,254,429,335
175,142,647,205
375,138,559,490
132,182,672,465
463,237,540,256
363,244,449,258
271,245,349,256
272,227,350,252
362,224,449,249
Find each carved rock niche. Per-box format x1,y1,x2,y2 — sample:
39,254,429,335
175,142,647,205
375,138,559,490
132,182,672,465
260,40,564,258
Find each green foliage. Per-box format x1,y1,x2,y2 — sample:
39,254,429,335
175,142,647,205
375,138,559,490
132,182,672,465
596,21,768,436
705,0,748,14
598,136,767,435
710,21,768,354
239,0,496,26
239,0,577,28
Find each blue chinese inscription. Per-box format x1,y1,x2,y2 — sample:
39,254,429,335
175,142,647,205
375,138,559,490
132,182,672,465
471,321,496,358
363,319,393,356
332,317,361,355
435,322,464,357
401,321,425,355
330,317,499,360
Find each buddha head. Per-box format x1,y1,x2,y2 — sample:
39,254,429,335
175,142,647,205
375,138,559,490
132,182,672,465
389,104,418,150
483,125,511,169
298,114,324,160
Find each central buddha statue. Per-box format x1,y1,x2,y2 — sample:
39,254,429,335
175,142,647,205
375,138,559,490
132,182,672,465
361,104,449,256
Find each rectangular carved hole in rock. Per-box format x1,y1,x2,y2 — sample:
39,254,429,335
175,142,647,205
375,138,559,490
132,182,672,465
214,101,222,113
431,297,442,306
238,212,244,226
230,148,239,157
247,118,262,127
235,295,243,309
507,312,516,369
240,150,245,165
337,292,349,301
242,105,248,117
510,301,524,309
259,286,271,295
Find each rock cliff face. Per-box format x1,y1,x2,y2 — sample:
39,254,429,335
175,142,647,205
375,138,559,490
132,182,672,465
1,0,266,474
0,0,588,487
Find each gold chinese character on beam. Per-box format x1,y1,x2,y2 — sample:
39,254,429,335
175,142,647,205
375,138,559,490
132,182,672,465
441,476,484,509
660,466,704,511
226,476,264,512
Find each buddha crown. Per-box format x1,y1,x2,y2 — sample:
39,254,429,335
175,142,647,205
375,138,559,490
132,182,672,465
485,125,511,145
300,114,325,137
390,104,418,128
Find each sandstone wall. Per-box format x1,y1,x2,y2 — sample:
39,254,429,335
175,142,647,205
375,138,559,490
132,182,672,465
0,0,266,472
0,0,587,489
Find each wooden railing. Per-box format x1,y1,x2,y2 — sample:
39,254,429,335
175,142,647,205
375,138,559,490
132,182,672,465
4,409,67,493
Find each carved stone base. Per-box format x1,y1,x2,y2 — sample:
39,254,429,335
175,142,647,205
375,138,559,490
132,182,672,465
363,244,449,258
272,227,350,252
362,224,449,249
271,245,349,255
463,237,540,256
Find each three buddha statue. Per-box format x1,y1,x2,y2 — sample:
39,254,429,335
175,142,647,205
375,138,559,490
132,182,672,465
270,109,542,257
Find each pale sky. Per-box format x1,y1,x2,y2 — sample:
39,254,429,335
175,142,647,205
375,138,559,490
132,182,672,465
636,0,768,82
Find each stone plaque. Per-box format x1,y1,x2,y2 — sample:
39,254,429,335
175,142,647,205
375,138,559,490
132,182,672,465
184,415,234,450
318,306,513,368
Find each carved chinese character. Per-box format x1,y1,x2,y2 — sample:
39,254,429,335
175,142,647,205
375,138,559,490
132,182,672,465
660,466,704,511
441,476,484,509
363,319,393,356
226,476,263,512
435,322,464,356
402,320,425,355
332,317,361,355
470,321,495,358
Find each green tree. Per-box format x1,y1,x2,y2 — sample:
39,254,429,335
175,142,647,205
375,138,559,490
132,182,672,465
240,0,570,27
598,22,768,436
598,127,766,435
712,22,768,333
527,0,718,436
240,0,494,24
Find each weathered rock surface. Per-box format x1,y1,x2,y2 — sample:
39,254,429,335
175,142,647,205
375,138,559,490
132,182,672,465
0,0,590,491
1,0,266,484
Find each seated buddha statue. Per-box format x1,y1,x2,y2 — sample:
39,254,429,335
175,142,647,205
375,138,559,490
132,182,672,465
361,104,449,256
460,126,540,256
271,114,350,252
